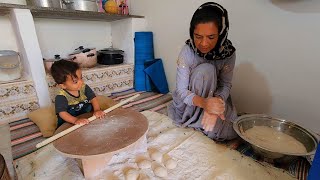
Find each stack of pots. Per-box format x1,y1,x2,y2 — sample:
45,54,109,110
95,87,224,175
26,0,99,12
27,0,63,8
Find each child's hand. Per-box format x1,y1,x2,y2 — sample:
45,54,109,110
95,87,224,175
94,110,105,119
74,118,90,125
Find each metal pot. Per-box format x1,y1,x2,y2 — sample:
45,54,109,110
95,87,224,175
0,0,27,5
69,46,97,68
43,54,62,73
97,48,124,65
233,114,319,164
62,0,98,12
26,0,63,8
0,50,22,82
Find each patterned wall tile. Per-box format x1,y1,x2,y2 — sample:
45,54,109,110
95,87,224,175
0,80,37,101
47,64,134,102
0,96,39,124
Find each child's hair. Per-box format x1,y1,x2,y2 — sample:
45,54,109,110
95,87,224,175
51,60,80,84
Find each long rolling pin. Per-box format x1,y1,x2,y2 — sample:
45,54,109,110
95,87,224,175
36,94,140,149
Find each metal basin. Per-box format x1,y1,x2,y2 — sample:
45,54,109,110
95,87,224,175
233,114,318,163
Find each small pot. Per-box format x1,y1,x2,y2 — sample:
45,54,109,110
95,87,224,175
69,46,97,68
43,54,62,73
0,50,22,82
97,48,124,65
62,0,98,12
26,0,63,8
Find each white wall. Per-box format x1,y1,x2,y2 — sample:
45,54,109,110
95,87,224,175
0,16,113,67
131,0,320,133
34,19,112,59
0,16,19,51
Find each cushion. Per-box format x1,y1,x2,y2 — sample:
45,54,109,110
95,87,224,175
28,96,116,137
27,106,57,137
96,95,117,110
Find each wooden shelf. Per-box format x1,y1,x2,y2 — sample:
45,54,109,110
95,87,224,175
0,3,144,21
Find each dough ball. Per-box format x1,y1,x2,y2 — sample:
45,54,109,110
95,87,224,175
150,152,162,163
137,160,151,169
164,159,177,169
153,166,167,178
138,174,149,180
126,169,139,180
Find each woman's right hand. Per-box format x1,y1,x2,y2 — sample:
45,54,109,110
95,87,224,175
74,118,90,125
204,97,225,115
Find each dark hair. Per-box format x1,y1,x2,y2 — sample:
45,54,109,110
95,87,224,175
50,60,80,84
189,6,222,40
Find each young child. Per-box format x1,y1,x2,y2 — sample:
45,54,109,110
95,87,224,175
51,60,105,127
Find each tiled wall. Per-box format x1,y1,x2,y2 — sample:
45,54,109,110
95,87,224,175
0,80,39,125
46,64,134,102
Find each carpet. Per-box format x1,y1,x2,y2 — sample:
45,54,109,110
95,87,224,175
9,89,310,179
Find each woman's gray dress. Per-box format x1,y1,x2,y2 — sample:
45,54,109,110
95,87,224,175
168,45,238,141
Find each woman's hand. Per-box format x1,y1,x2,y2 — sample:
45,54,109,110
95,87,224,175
74,118,90,125
204,97,225,115
202,111,218,132
94,110,106,119
201,111,225,132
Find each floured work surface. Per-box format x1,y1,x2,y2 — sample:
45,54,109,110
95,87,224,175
53,108,149,158
14,111,296,180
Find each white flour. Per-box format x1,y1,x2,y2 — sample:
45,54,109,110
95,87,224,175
244,126,307,154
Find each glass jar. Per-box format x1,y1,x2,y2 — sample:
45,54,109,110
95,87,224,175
0,50,22,82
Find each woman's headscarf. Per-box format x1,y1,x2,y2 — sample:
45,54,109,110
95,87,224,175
186,2,236,60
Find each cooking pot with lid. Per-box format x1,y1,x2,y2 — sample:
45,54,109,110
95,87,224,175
69,46,97,68
97,48,124,65
0,50,22,82
43,54,62,73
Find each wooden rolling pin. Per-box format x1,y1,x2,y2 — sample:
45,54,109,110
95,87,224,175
36,94,140,149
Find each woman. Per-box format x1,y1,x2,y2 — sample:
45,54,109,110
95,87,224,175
168,2,238,141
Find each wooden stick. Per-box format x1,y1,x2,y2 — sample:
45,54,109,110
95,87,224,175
36,94,140,149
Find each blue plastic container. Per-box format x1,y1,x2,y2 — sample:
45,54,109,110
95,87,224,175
134,32,155,91
134,32,154,65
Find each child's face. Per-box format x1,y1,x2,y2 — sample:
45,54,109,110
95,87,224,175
59,70,83,91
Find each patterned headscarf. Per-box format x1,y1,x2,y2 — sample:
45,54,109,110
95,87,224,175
186,2,236,60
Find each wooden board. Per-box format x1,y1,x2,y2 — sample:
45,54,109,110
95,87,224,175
53,108,148,158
